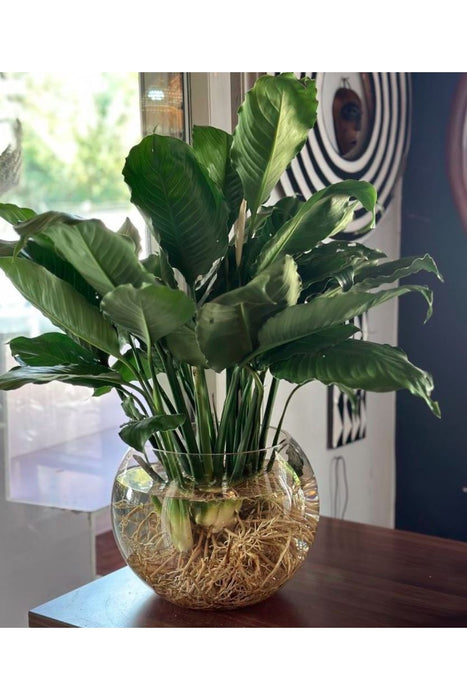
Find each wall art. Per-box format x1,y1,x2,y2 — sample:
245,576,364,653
275,72,412,239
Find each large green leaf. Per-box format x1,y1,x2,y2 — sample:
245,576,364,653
15,214,153,296
0,257,120,356
269,339,440,417
119,414,186,452
256,284,433,357
256,181,377,273
10,332,101,367
122,134,229,284
0,209,100,305
101,283,195,347
196,302,253,372
231,73,318,218
197,255,301,371
22,237,100,306
0,364,123,391
192,125,243,229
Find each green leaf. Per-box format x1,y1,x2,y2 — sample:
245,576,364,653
22,237,100,306
116,217,142,255
297,240,387,292
196,302,253,372
0,240,17,256
197,255,301,371
257,180,377,273
256,284,433,357
0,364,123,391
120,395,146,421
192,125,243,229
270,339,440,418
258,324,360,367
141,250,178,288
16,214,153,297
10,332,101,367
231,73,318,218
0,203,36,225
0,257,120,357
353,254,444,290
165,326,208,367
123,134,229,284
101,283,195,347
242,196,304,274
119,414,186,452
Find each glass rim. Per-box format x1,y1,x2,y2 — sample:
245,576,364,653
129,428,291,459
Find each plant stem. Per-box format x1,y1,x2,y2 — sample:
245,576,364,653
214,366,241,473
193,367,214,482
147,343,184,485
156,345,202,481
259,374,278,451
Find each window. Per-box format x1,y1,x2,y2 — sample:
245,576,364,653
0,72,146,510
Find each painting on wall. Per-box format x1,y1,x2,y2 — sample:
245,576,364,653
275,72,412,239
327,313,369,449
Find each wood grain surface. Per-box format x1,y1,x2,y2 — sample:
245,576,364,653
29,516,467,628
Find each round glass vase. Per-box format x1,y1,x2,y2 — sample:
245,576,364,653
111,429,320,610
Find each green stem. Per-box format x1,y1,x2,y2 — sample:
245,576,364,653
156,345,202,481
272,382,306,444
147,343,184,486
193,367,214,482
258,375,279,451
214,366,241,473
265,382,308,473
127,336,155,406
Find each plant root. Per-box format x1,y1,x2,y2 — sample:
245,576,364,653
113,465,319,610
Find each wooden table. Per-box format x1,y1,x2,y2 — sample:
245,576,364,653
28,516,467,627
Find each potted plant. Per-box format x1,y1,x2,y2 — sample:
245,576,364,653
0,73,440,609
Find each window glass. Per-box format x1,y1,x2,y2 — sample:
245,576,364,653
140,72,186,139
0,72,144,506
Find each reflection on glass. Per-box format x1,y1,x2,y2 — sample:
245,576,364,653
0,72,142,492
140,73,186,139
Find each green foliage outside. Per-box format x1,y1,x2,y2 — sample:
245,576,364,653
1,72,140,212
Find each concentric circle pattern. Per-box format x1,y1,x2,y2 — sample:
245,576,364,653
275,72,412,240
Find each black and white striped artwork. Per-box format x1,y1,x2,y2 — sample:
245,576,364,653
275,72,412,239
328,313,369,448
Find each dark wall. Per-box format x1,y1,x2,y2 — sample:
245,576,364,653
396,72,467,542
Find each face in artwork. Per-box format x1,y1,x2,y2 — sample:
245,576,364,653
332,87,363,157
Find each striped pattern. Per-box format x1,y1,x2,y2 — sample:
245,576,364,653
274,72,411,240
